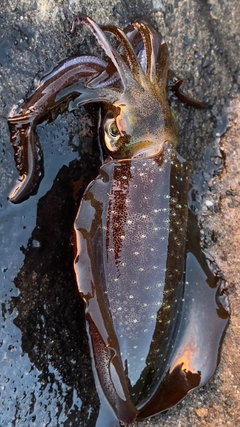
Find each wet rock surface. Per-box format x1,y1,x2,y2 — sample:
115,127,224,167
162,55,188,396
0,0,239,426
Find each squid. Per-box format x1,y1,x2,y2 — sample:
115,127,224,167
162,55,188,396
8,15,229,426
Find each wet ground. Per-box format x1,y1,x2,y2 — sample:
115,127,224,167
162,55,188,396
0,0,239,426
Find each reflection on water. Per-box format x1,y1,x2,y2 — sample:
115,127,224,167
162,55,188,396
0,106,103,426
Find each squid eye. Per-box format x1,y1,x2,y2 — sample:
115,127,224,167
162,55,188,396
108,121,119,138
103,112,121,152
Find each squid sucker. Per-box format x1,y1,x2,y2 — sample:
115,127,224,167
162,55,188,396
8,14,229,426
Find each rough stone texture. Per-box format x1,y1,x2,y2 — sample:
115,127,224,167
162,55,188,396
0,0,239,426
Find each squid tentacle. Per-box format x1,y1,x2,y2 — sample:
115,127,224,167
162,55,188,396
101,25,145,87
8,56,120,203
86,68,121,89
132,22,163,83
71,14,128,89
167,69,208,109
122,26,149,75
8,117,43,204
132,22,155,81
65,85,121,111
40,55,108,85
106,24,147,76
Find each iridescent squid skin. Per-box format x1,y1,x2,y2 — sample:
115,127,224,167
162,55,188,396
8,15,229,426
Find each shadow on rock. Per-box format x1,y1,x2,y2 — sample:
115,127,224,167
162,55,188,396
12,153,101,426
